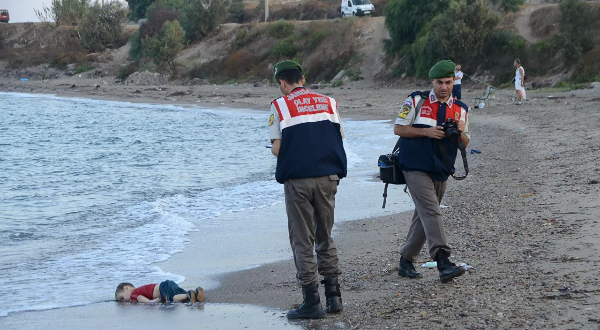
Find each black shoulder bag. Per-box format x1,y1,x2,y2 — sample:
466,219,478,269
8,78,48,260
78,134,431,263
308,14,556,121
378,94,428,208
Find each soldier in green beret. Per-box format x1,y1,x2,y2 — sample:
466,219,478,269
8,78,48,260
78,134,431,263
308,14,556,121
268,60,347,319
392,60,471,283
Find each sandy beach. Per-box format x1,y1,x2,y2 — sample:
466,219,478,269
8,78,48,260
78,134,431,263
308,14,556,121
1,77,600,329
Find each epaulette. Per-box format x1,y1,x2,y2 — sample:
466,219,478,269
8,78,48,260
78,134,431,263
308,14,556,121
409,91,430,98
454,100,469,111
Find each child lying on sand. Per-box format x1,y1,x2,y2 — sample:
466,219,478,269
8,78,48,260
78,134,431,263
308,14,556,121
115,280,204,303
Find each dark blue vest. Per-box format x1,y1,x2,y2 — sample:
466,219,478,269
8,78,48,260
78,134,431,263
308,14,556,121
398,92,468,182
273,89,347,183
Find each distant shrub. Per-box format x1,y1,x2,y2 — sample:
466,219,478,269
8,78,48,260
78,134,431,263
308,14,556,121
571,48,600,82
489,0,524,12
79,1,127,52
35,0,90,26
272,37,298,59
308,30,326,49
403,0,500,77
126,0,155,21
269,20,294,39
129,30,145,60
140,5,180,39
184,0,227,42
147,20,185,71
385,0,449,54
75,62,89,73
331,79,343,87
346,68,363,81
228,0,245,23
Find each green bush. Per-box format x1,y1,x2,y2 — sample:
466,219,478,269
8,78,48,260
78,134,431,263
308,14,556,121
384,0,449,54
308,30,326,49
273,37,298,59
398,0,500,77
228,0,245,23
331,79,343,87
183,0,227,42
147,20,185,71
75,62,89,73
125,0,154,21
79,1,127,52
553,0,595,67
269,20,294,39
129,30,145,60
346,68,363,81
489,0,524,12
35,0,90,26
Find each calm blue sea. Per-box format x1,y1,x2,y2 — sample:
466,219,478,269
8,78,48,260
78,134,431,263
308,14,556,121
0,92,412,319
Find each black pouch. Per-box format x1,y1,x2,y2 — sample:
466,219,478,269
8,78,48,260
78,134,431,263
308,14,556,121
378,147,405,209
378,153,405,184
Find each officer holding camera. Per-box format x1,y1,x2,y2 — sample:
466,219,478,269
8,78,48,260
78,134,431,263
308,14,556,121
393,60,470,283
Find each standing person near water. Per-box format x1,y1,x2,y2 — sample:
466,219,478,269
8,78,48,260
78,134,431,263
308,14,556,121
452,63,463,100
514,59,525,105
268,60,347,319
393,60,470,283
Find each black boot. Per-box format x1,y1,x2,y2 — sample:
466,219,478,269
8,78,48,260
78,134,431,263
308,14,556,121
435,250,466,283
286,284,326,319
321,278,343,313
397,256,422,279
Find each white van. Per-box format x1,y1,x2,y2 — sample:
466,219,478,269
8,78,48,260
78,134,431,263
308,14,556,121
341,0,375,17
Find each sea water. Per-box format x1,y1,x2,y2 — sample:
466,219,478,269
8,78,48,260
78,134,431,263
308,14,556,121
0,92,412,321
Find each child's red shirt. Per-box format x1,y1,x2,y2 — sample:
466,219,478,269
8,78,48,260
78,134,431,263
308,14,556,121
130,284,157,301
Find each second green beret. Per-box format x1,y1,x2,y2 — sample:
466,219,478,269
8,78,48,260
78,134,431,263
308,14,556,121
273,60,303,78
429,60,456,79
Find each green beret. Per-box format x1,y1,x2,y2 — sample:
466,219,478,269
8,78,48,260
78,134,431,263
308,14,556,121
428,60,456,79
273,60,303,78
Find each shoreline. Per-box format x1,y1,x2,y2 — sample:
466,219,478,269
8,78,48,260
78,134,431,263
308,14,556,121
2,80,599,328
157,84,600,328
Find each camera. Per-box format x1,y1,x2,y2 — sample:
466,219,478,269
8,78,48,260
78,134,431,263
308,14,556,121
442,118,460,140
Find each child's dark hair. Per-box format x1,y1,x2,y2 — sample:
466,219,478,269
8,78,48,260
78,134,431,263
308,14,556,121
115,282,134,300
276,69,303,85
515,58,521,64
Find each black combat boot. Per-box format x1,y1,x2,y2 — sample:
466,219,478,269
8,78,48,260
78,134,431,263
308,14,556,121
286,284,326,319
397,256,422,279
434,250,466,283
321,277,343,313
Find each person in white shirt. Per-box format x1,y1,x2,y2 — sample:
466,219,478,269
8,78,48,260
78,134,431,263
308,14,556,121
514,59,525,105
452,64,463,100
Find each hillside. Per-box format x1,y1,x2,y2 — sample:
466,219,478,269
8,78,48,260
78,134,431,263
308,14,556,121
0,1,599,88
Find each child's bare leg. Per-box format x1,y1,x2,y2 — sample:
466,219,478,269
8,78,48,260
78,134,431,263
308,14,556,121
173,294,189,302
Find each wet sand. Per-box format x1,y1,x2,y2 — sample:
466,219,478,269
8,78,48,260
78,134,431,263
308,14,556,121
1,78,600,329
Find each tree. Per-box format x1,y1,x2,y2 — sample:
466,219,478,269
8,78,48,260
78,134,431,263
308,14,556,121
183,0,227,42
126,0,156,21
228,0,246,23
80,1,127,52
384,0,450,54
35,0,90,26
397,0,501,77
489,0,524,13
553,0,594,65
147,20,185,71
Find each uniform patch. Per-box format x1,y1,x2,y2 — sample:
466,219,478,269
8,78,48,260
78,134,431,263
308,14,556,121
455,112,460,121
398,105,411,119
268,114,274,126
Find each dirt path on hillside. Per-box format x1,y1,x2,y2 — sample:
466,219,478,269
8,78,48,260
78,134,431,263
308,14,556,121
514,5,546,43
358,17,388,82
